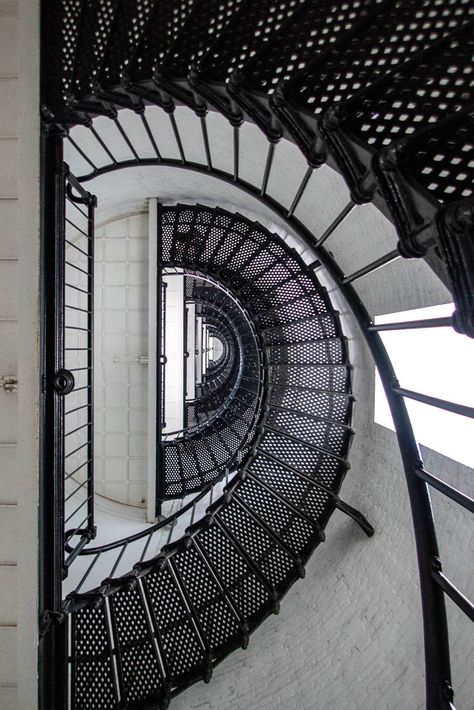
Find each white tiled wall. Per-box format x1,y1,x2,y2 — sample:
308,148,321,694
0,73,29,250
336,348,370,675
94,212,149,507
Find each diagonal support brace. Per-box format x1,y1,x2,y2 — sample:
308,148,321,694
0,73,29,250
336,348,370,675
336,498,374,537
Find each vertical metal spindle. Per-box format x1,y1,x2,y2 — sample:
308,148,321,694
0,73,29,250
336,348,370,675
74,552,100,593
113,117,140,161
140,111,162,161
86,191,95,536
287,166,313,217
140,530,154,562
109,543,128,579
66,135,98,172
260,141,276,196
200,114,213,170
168,112,186,163
166,516,177,546
233,124,240,181
315,201,355,248
88,124,118,165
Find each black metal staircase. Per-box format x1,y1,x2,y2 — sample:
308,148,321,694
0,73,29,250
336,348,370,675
39,1,474,708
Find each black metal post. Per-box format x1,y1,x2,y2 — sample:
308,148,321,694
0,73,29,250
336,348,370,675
39,130,68,710
156,208,165,517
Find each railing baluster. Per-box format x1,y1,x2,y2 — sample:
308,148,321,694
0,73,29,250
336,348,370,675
393,387,474,418
88,125,118,165
287,166,313,217
233,124,240,181
369,317,453,331
168,112,186,163
66,135,99,171
109,543,128,579
415,467,474,514
140,111,162,160
315,201,355,248
113,117,140,161
431,562,474,623
342,249,400,285
200,114,213,170
260,142,276,196
74,552,100,593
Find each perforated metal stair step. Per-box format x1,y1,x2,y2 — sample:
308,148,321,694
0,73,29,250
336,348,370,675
320,20,474,201
265,406,354,457
266,336,349,366
189,0,304,119
273,0,473,165
227,0,380,138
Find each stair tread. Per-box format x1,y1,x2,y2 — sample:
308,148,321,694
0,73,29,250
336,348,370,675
320,21,474,199
275,0,474,161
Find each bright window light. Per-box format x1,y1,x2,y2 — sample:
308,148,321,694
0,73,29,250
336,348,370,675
374,303,474,469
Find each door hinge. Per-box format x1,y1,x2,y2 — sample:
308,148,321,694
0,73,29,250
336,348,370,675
0,375,17,392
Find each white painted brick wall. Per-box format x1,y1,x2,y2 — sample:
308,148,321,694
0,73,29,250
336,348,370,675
93,213,150,508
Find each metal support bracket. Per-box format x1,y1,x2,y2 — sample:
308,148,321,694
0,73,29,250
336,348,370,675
336,498,374,537
39,609,66,638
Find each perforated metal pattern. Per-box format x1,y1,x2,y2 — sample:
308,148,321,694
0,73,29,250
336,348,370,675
259,430,344,489
257,292,328,327
129,0,195,82
143,564,207,683
270,386,352,424
67,192,353,708
198,523,270,622
249,454,334,522
218,500,295,589
266,406,350,455
71,604,117,709
263,313,339,345
237,478,314,558
241,0,380,94
270,363,350,393
72,0,119,98
173,545,243,656
267,338,348,366
100,0,157,87
199,0,303,80
44,0,83,115
285,0,474,117
109,585,165,705
340,23,474,151
162,0,245,77
397,109,474,205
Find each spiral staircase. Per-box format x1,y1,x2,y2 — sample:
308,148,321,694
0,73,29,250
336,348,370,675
35,1,474,709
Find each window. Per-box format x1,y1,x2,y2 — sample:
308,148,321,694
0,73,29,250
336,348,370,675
374,303,474,468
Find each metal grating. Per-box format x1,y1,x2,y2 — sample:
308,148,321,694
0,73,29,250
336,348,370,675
143,564,207,684
71,604,118,709
173,545,243,656
109,585,166,705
